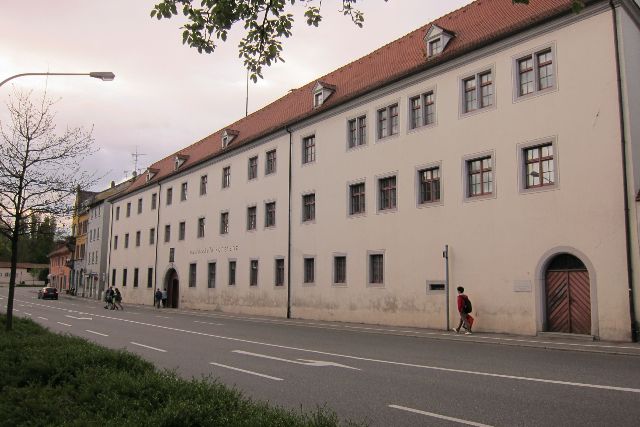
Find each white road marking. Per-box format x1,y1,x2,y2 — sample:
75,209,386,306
12,297,640,394
194,320,224,326
65,315,92,320
209,362,283,381
24,312,32,316
86,330,109,337
130,342,167,353
57,322,72,327
234,350,360,370
156,316,170,319
389,405,493,427
38,316,48,320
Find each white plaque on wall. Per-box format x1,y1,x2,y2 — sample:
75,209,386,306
513,280,532,292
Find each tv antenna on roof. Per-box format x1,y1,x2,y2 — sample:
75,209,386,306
131,146,147,175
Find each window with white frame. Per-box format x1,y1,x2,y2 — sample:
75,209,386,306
429,38,443,56
369,253,384,285
349,182,365,216
418,166,441,204
198,217,205,238
220,212,229,235
247,206,257,231
378,176,397,211
248,156,258,180
302,193,315,222
377,104,399,139
302,135,315,164
347,115,367,148
303,257,315,284
250,260,258,286
462,70,493,114
265,202,276,228
266,150,277,175
222,166,231,188
200,175,208,196
409,91,435,130
334,256,346,284
467,156,493,197
180,182,188,201
517,48,555,97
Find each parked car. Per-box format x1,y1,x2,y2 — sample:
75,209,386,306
38,287,58,300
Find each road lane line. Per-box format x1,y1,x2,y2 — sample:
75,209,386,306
57,322,72,327
12,297,640,394
194,320,224,326
234,350,360,370
38,316,48,320
209,362,283,381
24,312,32,316
86,330,109,337
156,316,170,319
389,405,493,427
130,342,167,353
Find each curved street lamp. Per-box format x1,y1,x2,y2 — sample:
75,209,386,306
0,71,115,88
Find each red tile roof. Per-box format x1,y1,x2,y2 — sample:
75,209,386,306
120,0,578,198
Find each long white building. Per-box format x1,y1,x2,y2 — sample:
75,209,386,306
107,0,640,341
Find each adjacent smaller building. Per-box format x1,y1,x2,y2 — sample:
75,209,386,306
48,242,74,290
0,261,49,286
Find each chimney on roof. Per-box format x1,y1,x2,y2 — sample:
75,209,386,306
111,181,115,188
132,170,137,178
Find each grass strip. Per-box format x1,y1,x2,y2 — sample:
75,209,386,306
0,315,362,427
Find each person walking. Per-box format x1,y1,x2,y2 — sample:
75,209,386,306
104,287,114,310
114,288,123,310
161,288,168,308
155,288,162,309
453,286,473,334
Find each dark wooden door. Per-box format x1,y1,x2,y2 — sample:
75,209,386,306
546,270,591,334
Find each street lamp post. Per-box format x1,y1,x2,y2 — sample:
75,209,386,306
0,71,115,88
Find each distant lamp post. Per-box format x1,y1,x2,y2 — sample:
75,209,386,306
0,71,115,88
529,170,553,185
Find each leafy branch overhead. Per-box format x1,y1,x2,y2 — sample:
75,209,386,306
151,0,584,82
151,0,377,82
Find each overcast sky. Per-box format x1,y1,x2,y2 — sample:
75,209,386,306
1,0,473,191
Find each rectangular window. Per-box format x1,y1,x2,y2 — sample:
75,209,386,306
169,247,175,263
126,202,131,217
334,256,346,284
124,233,129,249
377,104,398,139
467,156,493,197
200,175,208,196
248,156,258,180
418,167,441,204
302,193,315,222
123,268,128,287
409,91,435,130
133,268,139,288
517,48,554,97
349,182,366,215
149,228,155,245
166,188,173,205
220,212,229,234
147,267,153,288
116,206,120,220
429,38,443,55
198,217,205,238
462,70,493,113
228,260,236,286
164,225,171,243
250,260,258,286
369,254,384,284
266,150,277,175
378,176,397,211
208,262,216,288
275,258,285,286
137,198,142,214
304,258,315,284
347,115,367,148
525,143,554,188
111,269,116,287
113,235,118,250
247,206,257,231
180,182,188,201
179,221,186,240
265,202,276,227
189,263,196,287
302,135,315,164
151,193,157,210
222,166,231,188
135,231,141,247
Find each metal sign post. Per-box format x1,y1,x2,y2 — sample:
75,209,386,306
443,245,450,331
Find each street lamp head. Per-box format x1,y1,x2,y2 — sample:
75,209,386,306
89,71,115,81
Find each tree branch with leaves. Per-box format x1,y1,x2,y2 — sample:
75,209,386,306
0,89,98,330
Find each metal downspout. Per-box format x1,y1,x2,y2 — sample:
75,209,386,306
610,0,638,341
286,126,293,319
153,182,161,306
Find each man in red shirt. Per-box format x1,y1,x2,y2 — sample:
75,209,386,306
453,286,472,334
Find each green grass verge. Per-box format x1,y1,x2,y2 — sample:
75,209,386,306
0,315,363,427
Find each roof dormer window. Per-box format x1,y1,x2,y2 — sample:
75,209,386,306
424,25,454,59
146,168,159,182
222,129,239,149
174,154,188,170
312,81,336,108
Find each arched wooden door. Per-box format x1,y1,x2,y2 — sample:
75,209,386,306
165,269,179,309
545,254,591,334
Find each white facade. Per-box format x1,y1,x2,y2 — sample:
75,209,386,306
107,1,640,341
86,202,110,298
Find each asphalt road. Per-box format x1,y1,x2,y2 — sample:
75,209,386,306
3,287,640,426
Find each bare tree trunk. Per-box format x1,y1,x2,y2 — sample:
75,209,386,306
6,214,20,331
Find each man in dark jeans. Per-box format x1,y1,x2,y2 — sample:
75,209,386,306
453,286,472,334
154,288,162,309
